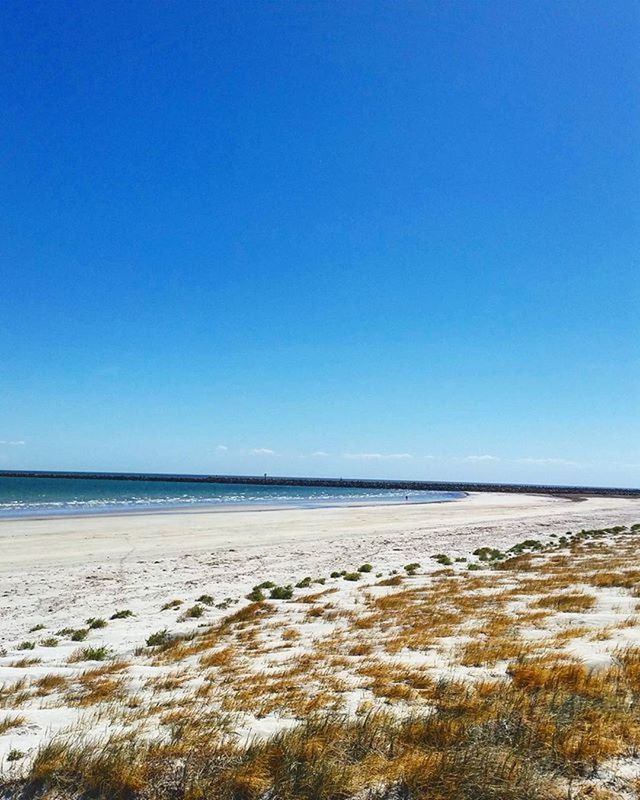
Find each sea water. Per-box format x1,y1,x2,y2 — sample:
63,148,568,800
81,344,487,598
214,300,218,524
0,475,464,518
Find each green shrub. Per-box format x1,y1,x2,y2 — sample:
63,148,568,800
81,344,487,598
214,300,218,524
358,563,373,573
404,562,421,575
86,618,107,629
296,577,312,589
146,630,172,647
246,587,265,602
161,599,182,611
196,595,214,605
467,563,482,571
343,572,361,582
40,637,59,647
75,646,109,661
17,641,35,651
473,547,504,562
269,585,294,600
110,609,134,620
183,604,204,619
254,581,276,590
330,571,341,578
431,554,452,566
71,629,88,642
29,623,46,633
7,749,23,762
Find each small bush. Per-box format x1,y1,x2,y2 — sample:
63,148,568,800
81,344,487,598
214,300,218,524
343,572,361,582
473,547,504,562
146,630,172,647
404,562,421,575
86,618,107,629
467,563,482,571
246,587,265,602
330,571,341,578
254,581,276,590
71,629,88,642
57,627,74,636
40,637,59,647
161,599,182,611
183,604,204,618
358,563,373,573
196,595,214,605
72,646,110,662
17,641,35,651
7,748,23,762
295,577,312,588
29,623,46,633
110,609,134,619
269,585,294,600
431,554,452,566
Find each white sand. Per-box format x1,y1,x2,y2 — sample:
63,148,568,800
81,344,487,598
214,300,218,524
1,491,639,776
1,492,637,645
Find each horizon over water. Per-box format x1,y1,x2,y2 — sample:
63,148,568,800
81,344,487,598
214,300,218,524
0,476,465,518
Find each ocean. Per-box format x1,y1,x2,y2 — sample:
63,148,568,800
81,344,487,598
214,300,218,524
0,475,464,518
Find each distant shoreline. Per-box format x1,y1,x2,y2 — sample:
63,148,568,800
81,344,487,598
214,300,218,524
1,469,638,497
0,493,463,522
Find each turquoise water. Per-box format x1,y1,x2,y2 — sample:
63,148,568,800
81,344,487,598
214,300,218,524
0,476,464,518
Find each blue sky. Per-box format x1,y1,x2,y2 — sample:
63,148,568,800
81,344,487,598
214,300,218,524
1,1,638,487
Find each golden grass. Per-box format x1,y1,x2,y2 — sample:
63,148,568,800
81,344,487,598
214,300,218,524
10,522,640,799
0,714,26,734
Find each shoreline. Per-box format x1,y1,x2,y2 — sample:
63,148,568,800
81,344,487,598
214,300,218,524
1,490,640,780
0,492,465,523
0,491,637,575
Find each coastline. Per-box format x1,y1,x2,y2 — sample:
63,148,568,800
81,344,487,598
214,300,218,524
1,490,640,784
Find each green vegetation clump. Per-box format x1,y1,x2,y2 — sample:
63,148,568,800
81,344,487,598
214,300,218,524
56,628,74,637
75,646,109,661
473,547,504,562
330,571,341,578
86,618,107,629
467,563,482,571
246,587,265,602
509,540,543,554
7,748,23,761
269,585,294,600
254,581,276,590
196,595,214,605
295,577,312,589
29,624,46,633
343,572,361,582
183,604,205,619
431,554,452,566
161,599,183,611
110,609,134,619
40,637,59,647
404,562,421,575
17,641,35,651
71,629,88,642
358,563,373,573
146,630,172,648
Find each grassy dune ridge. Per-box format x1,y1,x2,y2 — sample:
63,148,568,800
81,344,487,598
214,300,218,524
3,523,640,798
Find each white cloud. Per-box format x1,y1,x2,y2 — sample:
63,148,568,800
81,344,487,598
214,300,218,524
250,448,275,455
0,440,25,446
311,451,329,457
464,454,499,462
343,452,413,460
215,444,228,451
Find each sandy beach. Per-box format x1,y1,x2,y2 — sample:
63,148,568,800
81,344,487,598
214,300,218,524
2,491,640,792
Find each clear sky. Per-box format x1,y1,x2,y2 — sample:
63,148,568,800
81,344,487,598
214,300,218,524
1,1,638,487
